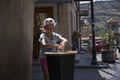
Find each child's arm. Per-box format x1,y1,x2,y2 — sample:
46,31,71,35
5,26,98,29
41,38,59,48
58,35,68,49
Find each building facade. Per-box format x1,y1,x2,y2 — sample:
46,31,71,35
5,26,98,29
106,18,120,47
33,0,79,58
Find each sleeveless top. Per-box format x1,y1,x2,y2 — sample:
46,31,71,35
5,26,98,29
39,32,60,58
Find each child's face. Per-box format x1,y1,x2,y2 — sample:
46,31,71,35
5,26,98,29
45,24,55,34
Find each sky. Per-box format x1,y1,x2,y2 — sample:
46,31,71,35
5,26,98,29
80,0,113,4
93,0,112,1
93,0,110,1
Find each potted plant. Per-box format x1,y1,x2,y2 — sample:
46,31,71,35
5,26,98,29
101,30,116,63
102,30,115,49
71,31,81,51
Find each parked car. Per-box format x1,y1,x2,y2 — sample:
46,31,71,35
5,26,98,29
81,41,104,53
95,41,104,52
81,43,88,52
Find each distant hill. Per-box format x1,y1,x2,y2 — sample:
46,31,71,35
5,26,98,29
80,1,120,35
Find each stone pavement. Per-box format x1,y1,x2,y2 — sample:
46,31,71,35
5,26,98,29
75,61,120,80
32,62,43,80
75,49,120,68
32,51,120,80
75,53,109,68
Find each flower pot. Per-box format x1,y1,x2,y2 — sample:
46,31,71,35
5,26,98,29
101,49,115,63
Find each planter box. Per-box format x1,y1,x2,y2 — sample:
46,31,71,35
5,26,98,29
45,51,77,80
102,50,115,63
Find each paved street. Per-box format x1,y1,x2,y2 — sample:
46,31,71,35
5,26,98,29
75,61,120,80
32,52,120,80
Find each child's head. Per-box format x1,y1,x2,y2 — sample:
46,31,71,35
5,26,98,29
43,18,56,27
43,18,56,34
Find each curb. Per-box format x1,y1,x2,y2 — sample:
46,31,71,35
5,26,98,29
75,62,109,68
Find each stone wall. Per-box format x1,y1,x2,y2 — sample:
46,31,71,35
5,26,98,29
0,0,34,80
59,3,69,39
59,3,77,49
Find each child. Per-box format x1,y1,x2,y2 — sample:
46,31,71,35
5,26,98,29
39,18,68,80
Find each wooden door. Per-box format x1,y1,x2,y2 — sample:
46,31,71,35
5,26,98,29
33,7,53,58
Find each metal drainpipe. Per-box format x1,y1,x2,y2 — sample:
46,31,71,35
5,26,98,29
90,0,97,65
57,3,60,25
79,2,81,52
77,1,80,53
76,1,79,52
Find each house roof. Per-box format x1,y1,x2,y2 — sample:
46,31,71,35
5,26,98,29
106,18,118,23
35,0,72,3
81,36,102,41
80,20,89,26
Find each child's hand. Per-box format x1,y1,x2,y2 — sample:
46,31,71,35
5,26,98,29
60,43,65,48
57,43,65,50
54,44,59,48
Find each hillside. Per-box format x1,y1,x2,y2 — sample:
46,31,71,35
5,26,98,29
80,1,120,35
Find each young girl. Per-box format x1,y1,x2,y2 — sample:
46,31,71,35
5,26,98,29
39,18,68,80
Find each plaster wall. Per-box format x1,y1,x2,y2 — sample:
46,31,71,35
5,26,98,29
59,3,77,48
0,0,34,80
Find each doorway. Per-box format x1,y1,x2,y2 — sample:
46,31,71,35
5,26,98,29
33,7,53,58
